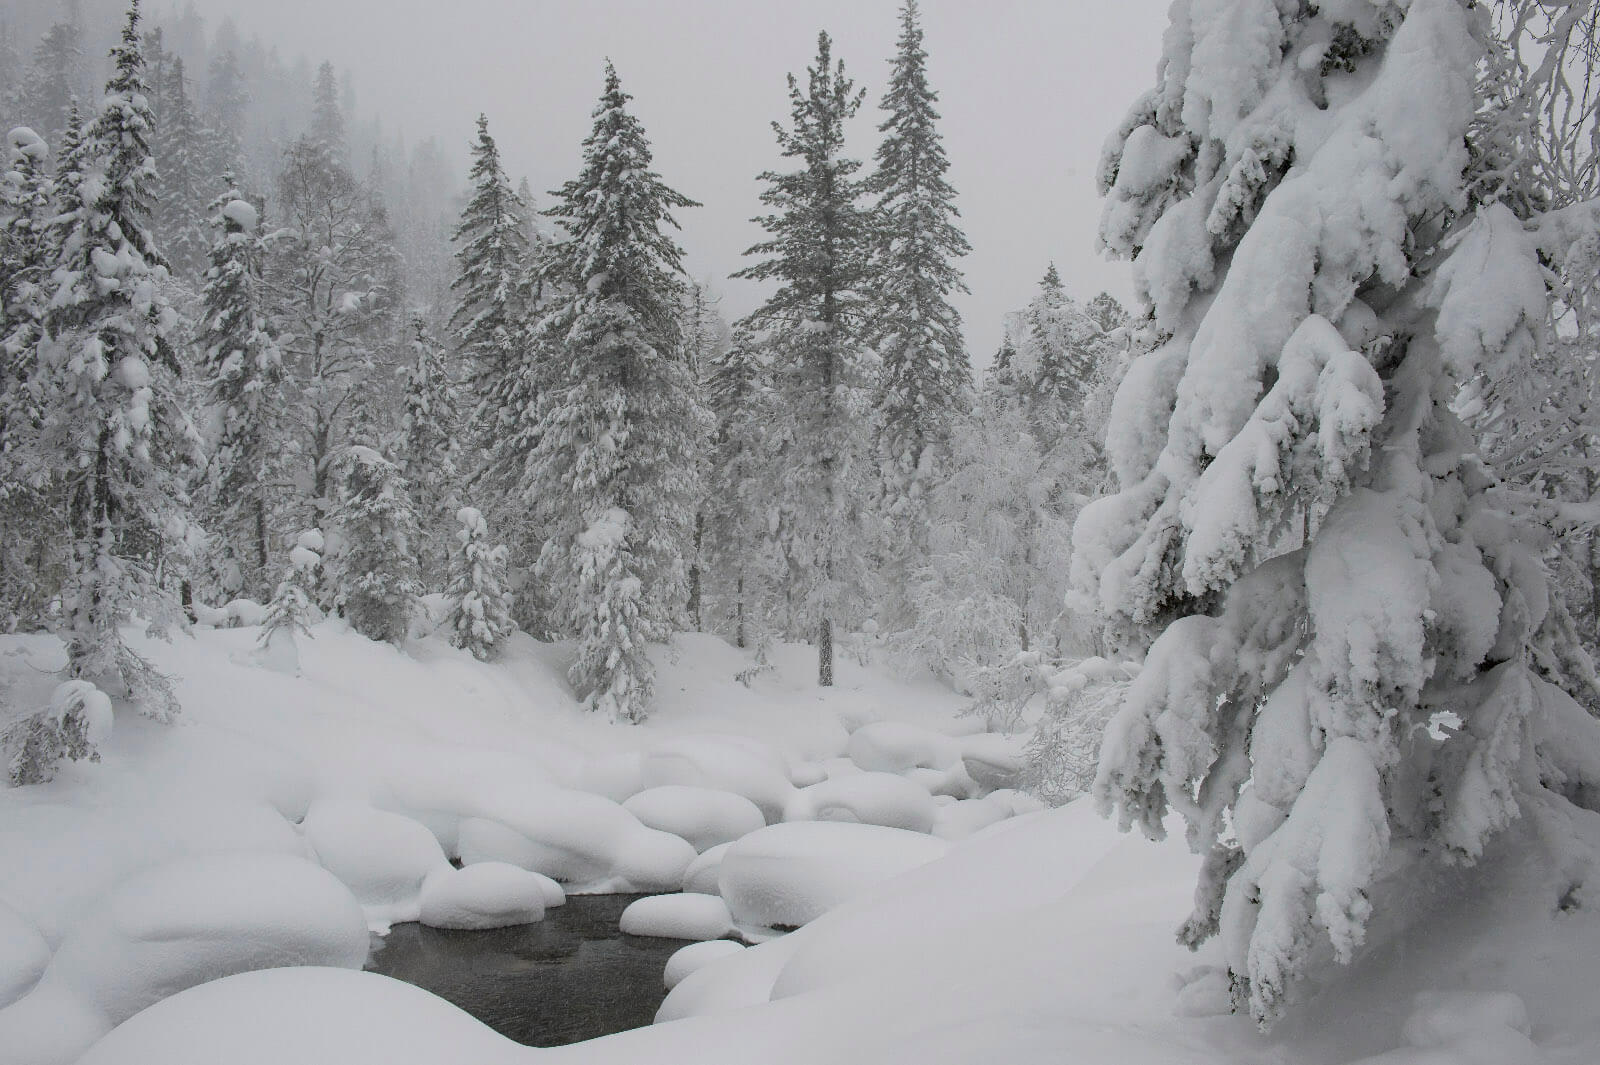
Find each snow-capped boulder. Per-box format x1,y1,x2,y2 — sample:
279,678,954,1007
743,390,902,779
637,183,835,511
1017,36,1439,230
620,892,734,941
663,940,746,991
718,822,949,932
958,732,1028,792
639,735,796,823
782,771,938,833
682,842,732,895
0,853,367,1065
417,863,548,930
623,785,766,852
845,721,960,773
301,799,447,931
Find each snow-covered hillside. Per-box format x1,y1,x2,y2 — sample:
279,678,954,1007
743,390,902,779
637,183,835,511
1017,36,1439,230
0,622,1593,1065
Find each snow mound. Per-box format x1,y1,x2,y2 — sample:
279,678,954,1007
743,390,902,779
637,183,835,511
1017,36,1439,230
620,893,734,941
663,940,746,990
846,721,960,773
417,863,547,930
623,785,766,852
957,732,1028,792
639,735,796,822
221,198,258,230
76,967,525,1065
0,852,367,1065
683,842,732,895
301,799,447,932
782,771,937,833
931,795,1016,840
1340,991,1544,1064
0,899,48,1010
718,822,949,932
451,787,695,893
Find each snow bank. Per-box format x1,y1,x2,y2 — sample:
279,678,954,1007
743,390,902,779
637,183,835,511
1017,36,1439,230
718,822,949,932
619,893,734,941
301,799,447,932
623,785,766,852
77,967,525,1065
1338,991,1544,1064
640,735,796,822
956,732,1027,792
782,771,938,833
845,721,960,773
0,900,48,1009
417,863,547,930
683,841,732,894
663,940,746,990
0,853,367,1065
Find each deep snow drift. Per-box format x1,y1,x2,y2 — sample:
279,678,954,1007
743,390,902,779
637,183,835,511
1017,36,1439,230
0,621,1596,1065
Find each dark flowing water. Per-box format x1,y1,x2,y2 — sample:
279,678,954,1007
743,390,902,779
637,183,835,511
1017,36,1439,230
365,894,693,1046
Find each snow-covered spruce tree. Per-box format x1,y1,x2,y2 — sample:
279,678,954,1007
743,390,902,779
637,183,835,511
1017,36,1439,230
36,1,197,714
446,506,513,661
526,62,704,722
327,445,420,645
680,280,731,631
256,528,322,674
203,49,248,182
702,328,782,655
151,56,208,280
450,114,533,395
196,182,284,599
310,61,345,161
1078,0,1600,1028
395,313,462,586
869,0,972,547
1015,266,1116,452
15,18,84,144
0,126,56,627
733,31,874,687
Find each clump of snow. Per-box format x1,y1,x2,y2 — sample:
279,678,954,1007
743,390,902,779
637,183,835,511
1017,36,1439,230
0,852,367,1065
957,731,1028,792
623,785,767,852
845,721,960,773
3,680,114,787
663,940,746,991
639,735,796,823
782,771,937,833
301,799,447,932
0,900,48,1009
683,842,732,895
718,822,949,932
619,892,734,941
417,863,548,930
220,198,258,231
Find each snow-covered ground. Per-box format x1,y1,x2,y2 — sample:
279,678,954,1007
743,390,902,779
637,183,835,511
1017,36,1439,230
0,621,1595,1064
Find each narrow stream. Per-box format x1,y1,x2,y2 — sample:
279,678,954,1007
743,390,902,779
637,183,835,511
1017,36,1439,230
364,894,693,1047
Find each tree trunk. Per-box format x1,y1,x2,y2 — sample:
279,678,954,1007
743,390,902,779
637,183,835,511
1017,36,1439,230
735,572,746,649
819,615,833,687
687,511,703,630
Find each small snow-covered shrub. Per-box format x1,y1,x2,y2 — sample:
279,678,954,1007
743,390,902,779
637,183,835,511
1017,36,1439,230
1022,657,1137,807
446,507,513,661
2,681,113,787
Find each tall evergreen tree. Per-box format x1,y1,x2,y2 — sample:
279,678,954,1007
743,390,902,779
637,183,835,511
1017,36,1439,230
328,445,419,644
449,114,532,409
17,20,83,144
528,62,703,722
152,56,209,279
204,49,248,180
396,313,461,586
446,506,513,661
733,31,873,687
310,60,345,159
36,1,196,712
869,0,972,534
196,184,283,598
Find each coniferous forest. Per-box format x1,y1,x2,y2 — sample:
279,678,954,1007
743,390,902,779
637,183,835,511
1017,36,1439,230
4,2,1600,1063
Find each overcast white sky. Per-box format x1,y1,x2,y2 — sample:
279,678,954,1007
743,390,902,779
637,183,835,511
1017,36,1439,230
178,0,1169,364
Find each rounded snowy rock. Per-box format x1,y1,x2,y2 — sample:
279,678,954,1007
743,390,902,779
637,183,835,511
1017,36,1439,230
682,842,732,895
719,822,949,931
663,940,745,990
623,785,766,852
845,722,960,773
782,771,937,833
619,892,734,941
302,799,447,930
639,735,796,823
0,899,50,1009
418,863,547,930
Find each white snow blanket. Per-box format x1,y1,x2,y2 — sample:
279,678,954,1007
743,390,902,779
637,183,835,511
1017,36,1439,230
782,771,938,833
0,852,367,1065
619,893,734,941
